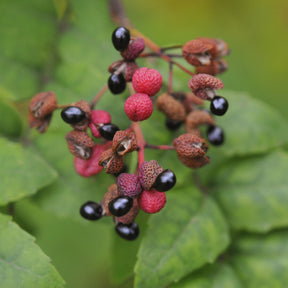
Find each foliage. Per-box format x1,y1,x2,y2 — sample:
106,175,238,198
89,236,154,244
0,0,287,287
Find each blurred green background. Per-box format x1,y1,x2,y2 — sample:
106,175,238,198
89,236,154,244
2,0,288,288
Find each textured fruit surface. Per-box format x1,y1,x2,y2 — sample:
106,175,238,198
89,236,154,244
115,222,139,241
138,190,167,214
124,93,153,121
138,160,164,190
112,26,130,51
132,67,162,96
108,196,133,217
80,201,103,220
74,144,105,177
117,173,142,198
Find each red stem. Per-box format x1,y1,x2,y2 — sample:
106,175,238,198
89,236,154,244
145,144,174,150
131,121,146,169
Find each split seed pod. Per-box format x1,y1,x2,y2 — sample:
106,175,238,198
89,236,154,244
173,133,210,169
65,130,94,160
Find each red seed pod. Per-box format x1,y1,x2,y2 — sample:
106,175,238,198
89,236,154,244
117,198,139,224
89,110,111,138
74,144,106,177
173,133,210,169
138,190,167,214
112,130,138,156
188,74,224,100
121,37,145,60
101,184,120,216
29,91,57,119
182,39,214,66
132,67,162,96
117,173,142,198
156,93,186,122
138,160,164,191
124,93,153,121
65,130,94,160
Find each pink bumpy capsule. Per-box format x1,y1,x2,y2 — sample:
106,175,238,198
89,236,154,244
117,173,142,198
138,190,167,214
124,93,153,121
132,67,162,96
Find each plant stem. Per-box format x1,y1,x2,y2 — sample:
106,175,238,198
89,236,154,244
89,84,109,109
131,121,146,169
145,144,174,150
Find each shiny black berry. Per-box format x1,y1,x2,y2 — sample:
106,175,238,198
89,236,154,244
61,106,86,124
115,222,139,241
165,118,182,131
98,123,120,140
108,196,133,217
80,201,103,220
108,73,126,94
207,125,224,146
153,169,176,192
210,96,229,116
112,26,130,51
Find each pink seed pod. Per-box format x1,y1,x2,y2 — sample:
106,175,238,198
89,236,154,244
117,173,142,198
121,37,145,60
74,144,106,177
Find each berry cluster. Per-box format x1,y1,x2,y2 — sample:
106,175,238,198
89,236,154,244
28,26,230,240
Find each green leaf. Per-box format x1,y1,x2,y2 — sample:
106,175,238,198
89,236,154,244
230,230,288,288
212,91,288,156
211,150,288,232
0,138,57,205
170,263,244,288
0,99,23,138
111,212,149,285
134,186,230,288
0,213,64,288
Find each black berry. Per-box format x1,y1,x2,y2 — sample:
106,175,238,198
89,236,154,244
210,96,229,116
108,73,126,94
165,118,182,131
98,123,120,140
80,201,103,220
112,27,130,51
153,169,176,192
115,222,139,241
61,106,86,124
108,196,133,217
207,125,224,146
